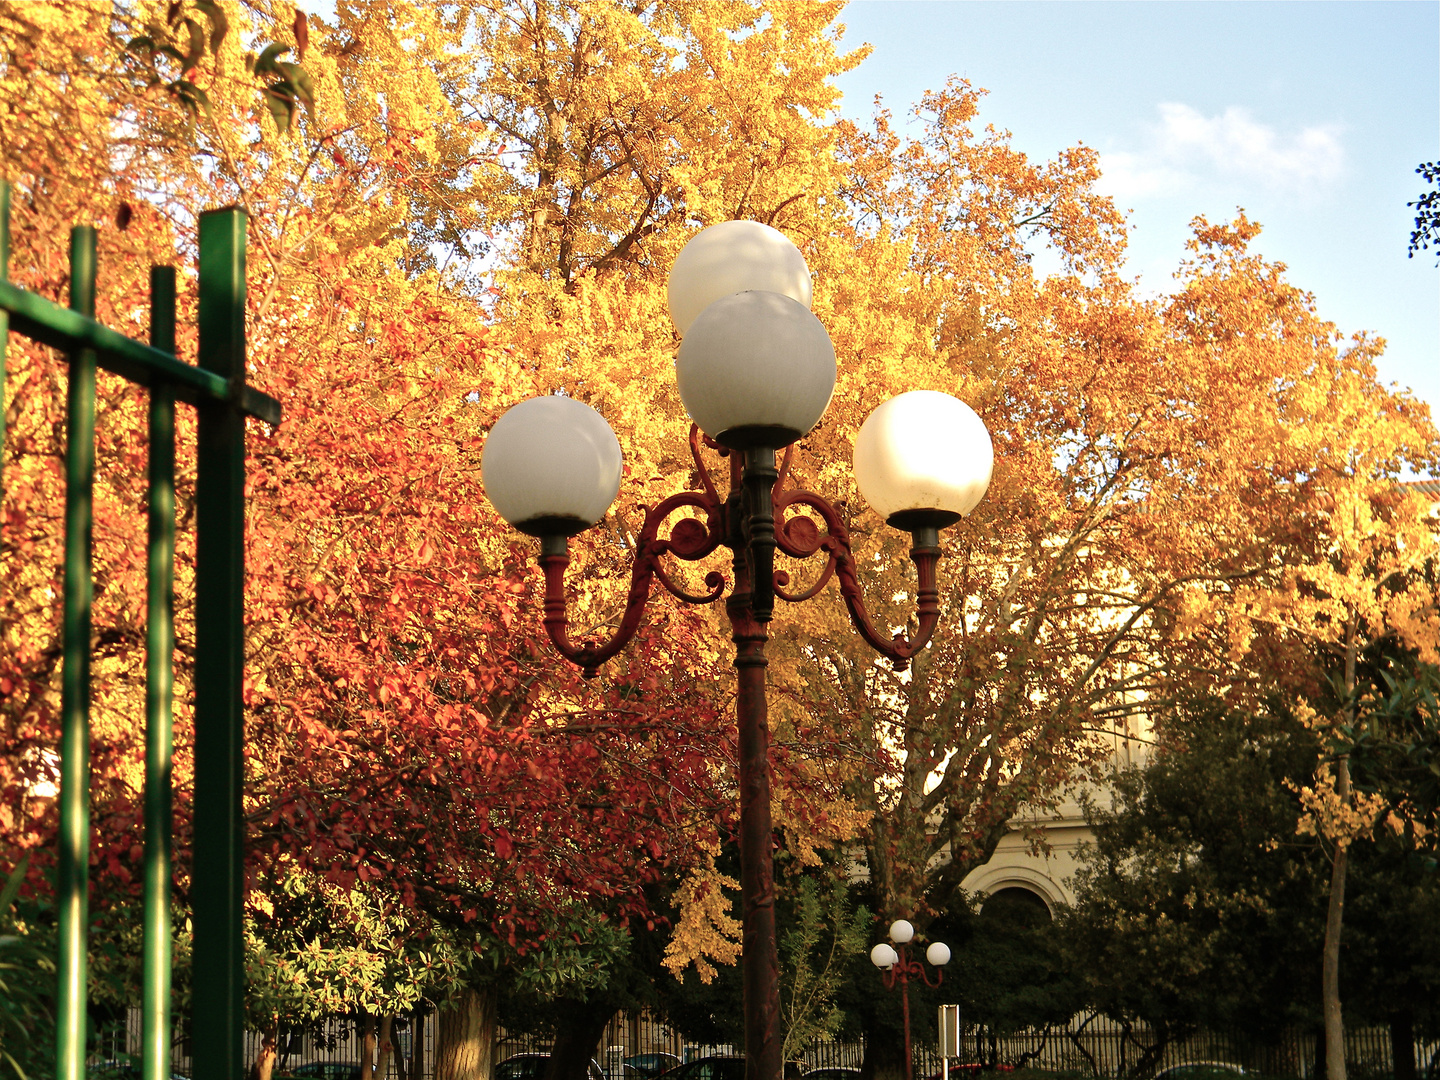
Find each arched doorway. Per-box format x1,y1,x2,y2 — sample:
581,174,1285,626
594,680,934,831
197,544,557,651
976,886,1053,924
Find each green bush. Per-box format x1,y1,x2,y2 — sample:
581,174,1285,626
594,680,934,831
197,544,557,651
0,858,55,1080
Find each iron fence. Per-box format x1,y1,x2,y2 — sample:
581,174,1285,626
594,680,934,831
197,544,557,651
104,1009,1435,1080
824,1017,1437,1080
0,183,280,1080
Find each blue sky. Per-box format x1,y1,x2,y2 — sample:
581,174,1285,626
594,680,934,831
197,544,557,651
829,1,1440,420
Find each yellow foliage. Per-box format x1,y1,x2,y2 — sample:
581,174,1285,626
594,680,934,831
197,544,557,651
4,0,1437,976
662,859,742,984
1293,766,1388,849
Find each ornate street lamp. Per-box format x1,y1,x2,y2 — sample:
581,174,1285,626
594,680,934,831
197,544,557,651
870,919,952,1080
481,221,992,1080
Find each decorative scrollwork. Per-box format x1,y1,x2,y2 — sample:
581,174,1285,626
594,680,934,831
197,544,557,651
772,480,941,671
539,431,732,677
539,425,945,676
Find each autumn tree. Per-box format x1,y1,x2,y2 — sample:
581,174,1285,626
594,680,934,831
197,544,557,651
8,8,1433,1080
0,5,749,1075
1171,220,1439,1080
800,114,1440,921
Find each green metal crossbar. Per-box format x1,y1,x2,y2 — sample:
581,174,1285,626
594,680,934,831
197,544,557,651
0,180,282,1080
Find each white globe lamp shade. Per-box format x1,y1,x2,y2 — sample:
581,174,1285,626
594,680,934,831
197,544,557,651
676,291,836,450
869,943,898,969
481,395,623,537
854,390,993,531
667,220,813,335
888,919,915,944
926,942,951,967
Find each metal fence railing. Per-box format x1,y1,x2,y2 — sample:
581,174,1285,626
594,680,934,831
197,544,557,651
1,182,281,1080
105,1008,1436,1080
815,1018,1437,1080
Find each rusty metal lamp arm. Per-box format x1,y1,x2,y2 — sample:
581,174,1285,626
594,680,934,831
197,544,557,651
771,447,943,670
536,428,946,677
881,944,946,991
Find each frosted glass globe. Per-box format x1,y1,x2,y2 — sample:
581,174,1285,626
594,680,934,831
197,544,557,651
926,942,951,967
888,919,915,944
853,390,993,530
667,220,813,335
481,395,623,536
869,943,898,969
676,290,836,450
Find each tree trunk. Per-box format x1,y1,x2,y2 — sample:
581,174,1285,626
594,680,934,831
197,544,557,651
377,1015,396,1080
249,1024,279,1080
1323,620,1359,1080
1321,793,1350,1080
436,987,498,1080
412,1008,428,1080
363,1014,379,1080
542,999,615,1080
1390,1013,1416,1080
860,1030,905,1080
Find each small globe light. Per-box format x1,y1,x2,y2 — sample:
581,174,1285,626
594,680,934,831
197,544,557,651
481,395,623,537
888,919,915,944
926,942,951,967
869,943,898,969
667,220,813,336
853,390,994,531
676,291,836,450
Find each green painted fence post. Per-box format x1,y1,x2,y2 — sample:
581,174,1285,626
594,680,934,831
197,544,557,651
143,265,177,1080
0,190,276,1080
56,225,97,1080
192,208,248,1080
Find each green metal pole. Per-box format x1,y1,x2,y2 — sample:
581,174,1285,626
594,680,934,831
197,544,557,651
0,180,10,495
56,225,97,1080
192,208,247,1080
142,266,177,1080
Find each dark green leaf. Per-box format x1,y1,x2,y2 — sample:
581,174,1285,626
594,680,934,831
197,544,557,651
194,0,229,54
182,17,205,69
125,35,156,58
264,86,296,135
255,42,290,76
278,62,316,113
176,80,216,125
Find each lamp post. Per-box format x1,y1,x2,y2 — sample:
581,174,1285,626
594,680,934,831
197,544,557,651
870,920,951,1080
481,221,993,1080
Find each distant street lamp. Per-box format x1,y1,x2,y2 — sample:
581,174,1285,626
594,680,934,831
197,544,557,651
870,919,951,1080
481,221,992,1080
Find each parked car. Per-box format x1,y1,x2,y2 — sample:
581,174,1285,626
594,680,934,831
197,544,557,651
495,1053,605,1080
1155,1064,1246,1080
626,1055,682,1080
654,1056,746,1080
278,1063,363,1080
802,1068,861,1080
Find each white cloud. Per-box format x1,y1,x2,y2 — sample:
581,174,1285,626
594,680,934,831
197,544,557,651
1097,103,1345,201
